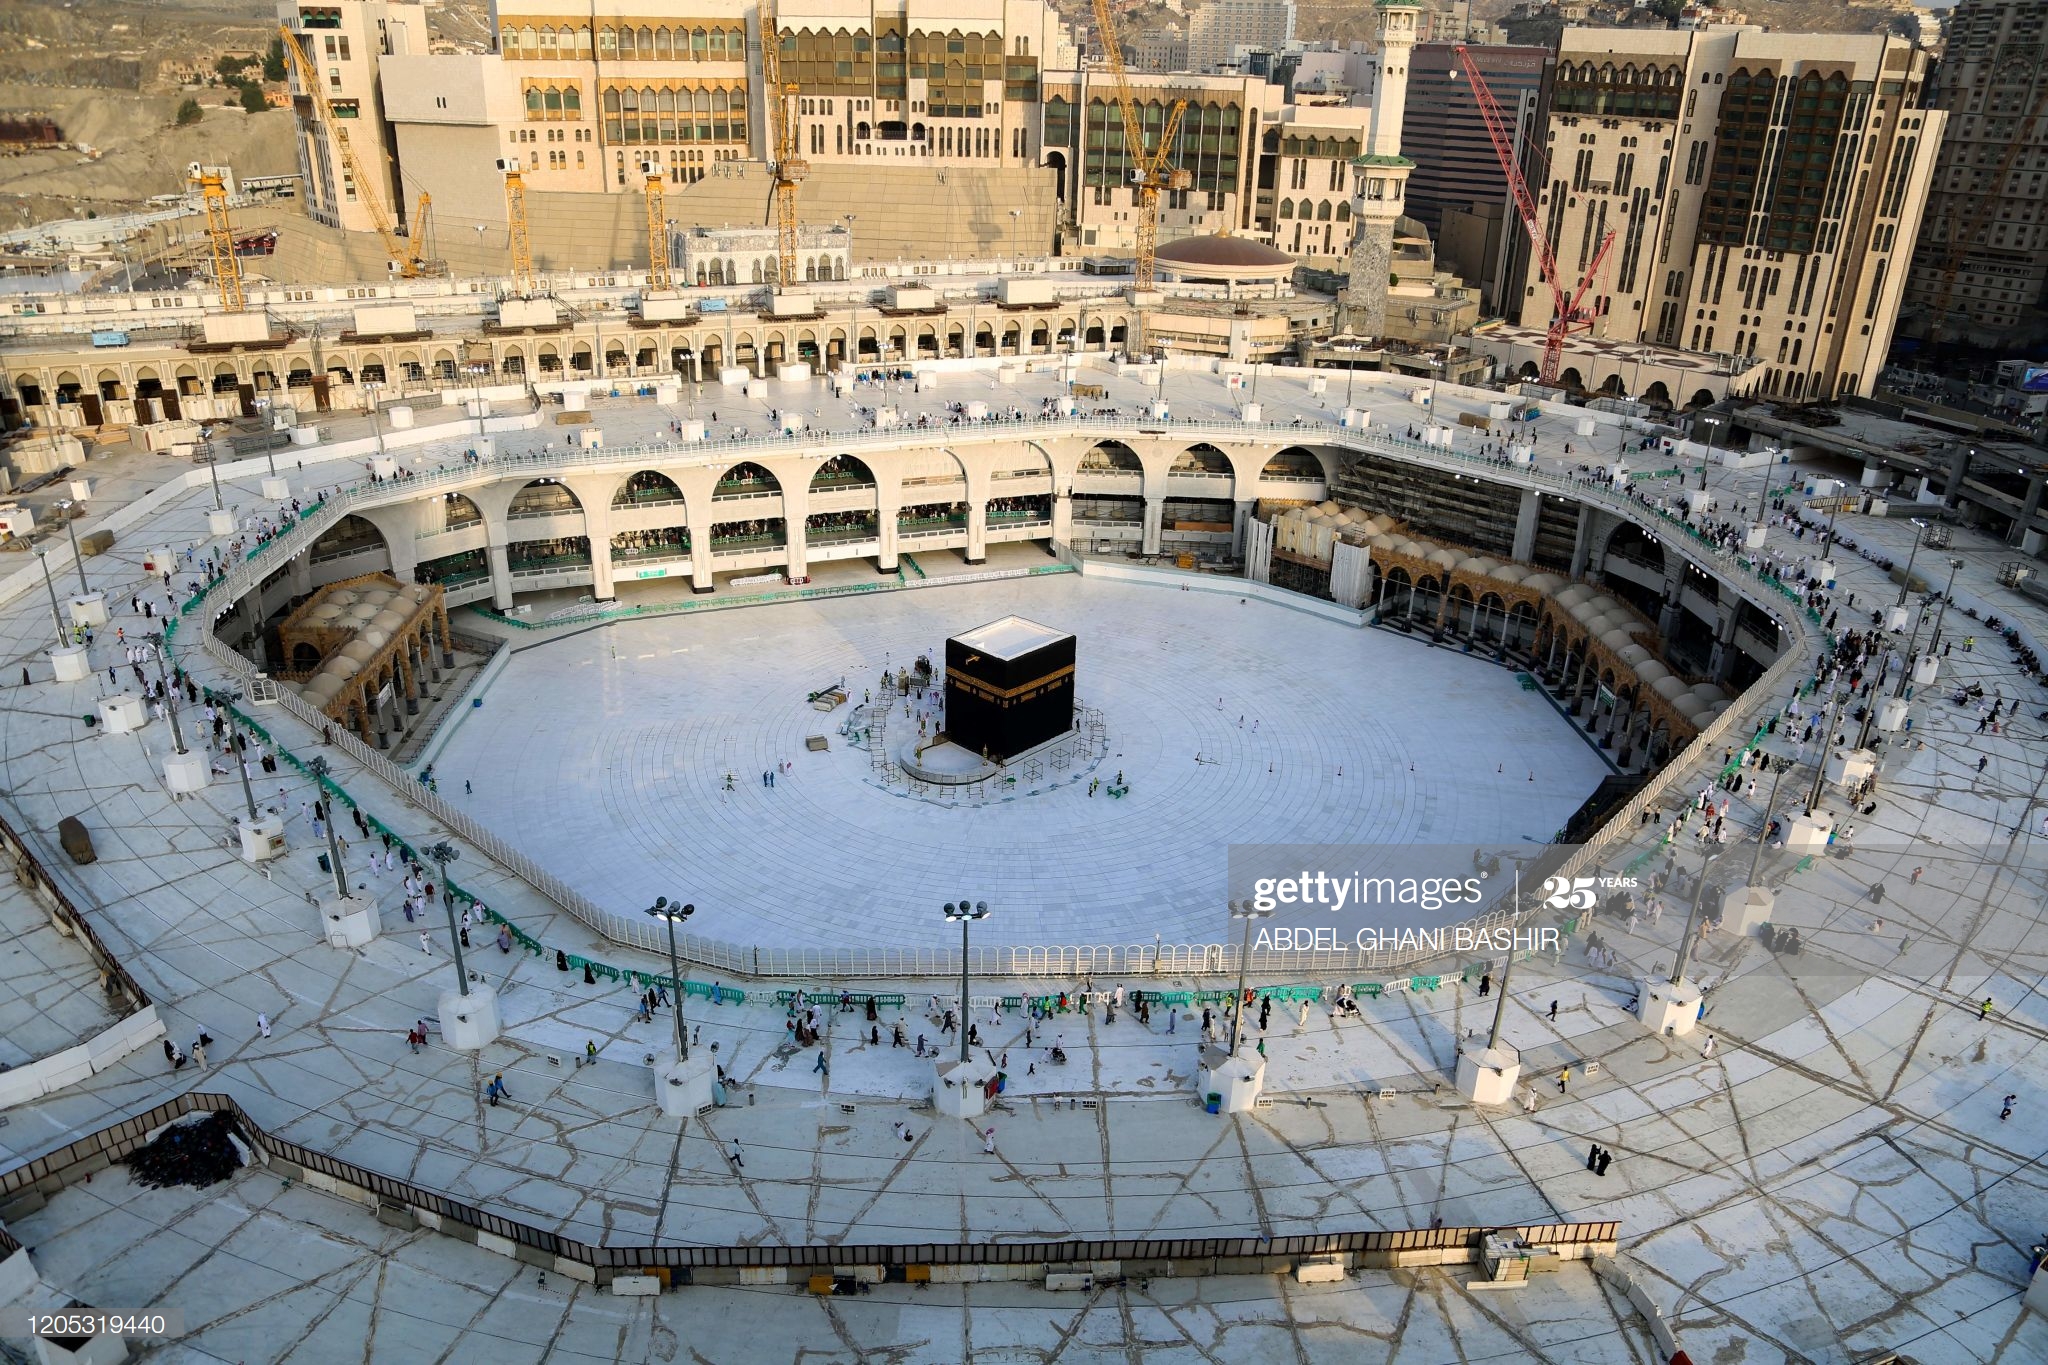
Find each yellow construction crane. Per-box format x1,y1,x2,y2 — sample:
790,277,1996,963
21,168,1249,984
502,165,535,295
403,191,446,278
1925,74,2048,340
759,2,807,288
278,22,427,279
1091,0,1189,289
188,169,243,312
642,162,670,291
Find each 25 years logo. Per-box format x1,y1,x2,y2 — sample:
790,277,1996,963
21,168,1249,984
1540,876,1599,910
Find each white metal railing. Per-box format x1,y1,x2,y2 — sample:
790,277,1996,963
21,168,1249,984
161,410,1821,978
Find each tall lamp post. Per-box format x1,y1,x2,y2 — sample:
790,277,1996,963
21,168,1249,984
141,632,188,757
54,499,90,596
1924,556,1965,658
645,897,695,1061
1698,416,1721,479
1669,849,1724,987
422,841,468,994
1226,899,1273,1053
364,379,386,463
1895,517,1928,609
842,212,858,370
305,755,350,900
943,900,990,1063
35,548,66,643
205,451,225,512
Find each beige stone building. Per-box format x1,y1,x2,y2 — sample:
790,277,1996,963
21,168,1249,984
1515,26,1944,406
1186,0,1297,74
278,0,430,237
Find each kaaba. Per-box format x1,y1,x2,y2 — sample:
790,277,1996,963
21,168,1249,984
944,616,1076,762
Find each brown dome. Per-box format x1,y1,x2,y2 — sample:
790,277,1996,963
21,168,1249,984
1154,235,1296,270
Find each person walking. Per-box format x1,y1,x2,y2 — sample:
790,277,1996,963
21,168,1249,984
1548,1000,1559,1022
728,1140,744,1170
486,1074,509,1106
1596,1149,1612,1177
982,1127,997,1155
1557,1066,1571,1093
256,1013,271,1038
419,930,432,954
1479,973,1492,997
1982,997,1995,1020
2001,1093,2016,1122
1701,1035,1717,1059
1586,1145,1602,1172
191,1037,208,1068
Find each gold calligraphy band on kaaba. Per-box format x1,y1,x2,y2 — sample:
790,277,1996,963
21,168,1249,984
945,664,1076,699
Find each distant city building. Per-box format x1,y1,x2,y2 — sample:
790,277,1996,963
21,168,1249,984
1517,26,1943,405
1127,25,1190,73
1404,42,1547,236
1902,0,2048,349
1187,0,1296,74
277,0,428,237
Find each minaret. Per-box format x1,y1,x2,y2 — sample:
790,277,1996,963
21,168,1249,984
1345,0,1421,339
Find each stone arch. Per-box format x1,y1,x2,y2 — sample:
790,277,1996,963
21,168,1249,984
1559,367,1584,391
1601,521,1665,575
715,460,780,495
441,493,484,530
812,454,875,491
1688,388,1715,409
310,514,389,564
1642,380,1671,408
1080,440,1142,472
614,470,684,506
1261,445,1331,481
509,478,582,515
1175,442,1230,474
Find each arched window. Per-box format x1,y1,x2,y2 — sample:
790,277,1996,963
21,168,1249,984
543,87,562,117
1335,202,1350,222
500,27,518,55
614,26,632,59
1316,200,1332,221
692,27,709,58
563,85,580,117
574,26,591,57
636,26,652,57
1278,198,1293,218
653,26,671,59
526,88,544,117
751,259,764,283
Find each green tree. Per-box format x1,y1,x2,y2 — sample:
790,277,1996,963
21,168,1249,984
262,38,286,84
215,54,256,80
237,81,267,114
175,97,203,127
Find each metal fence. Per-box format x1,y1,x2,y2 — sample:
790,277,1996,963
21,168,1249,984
0,1088,1618,1272
166,413,1820,980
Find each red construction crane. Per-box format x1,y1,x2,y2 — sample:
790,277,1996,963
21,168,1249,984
1455,44,1615,388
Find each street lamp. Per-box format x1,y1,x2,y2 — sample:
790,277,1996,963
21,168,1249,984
304,755,349,900
645,897,695,1060
205,451,225,512
1226,899,1272,1054
34,547,66,645
54,499,89,596
943,899,990,1064
1670,849,1724,987
1923,555,1966,662
467,363,489,440
364,379,386,462
1895,517,1928,609
423,841,468,996
140,631,188,757
842,213,857,371
1698,415,1722,477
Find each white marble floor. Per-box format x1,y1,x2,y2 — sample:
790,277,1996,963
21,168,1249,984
429,575,1610,950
